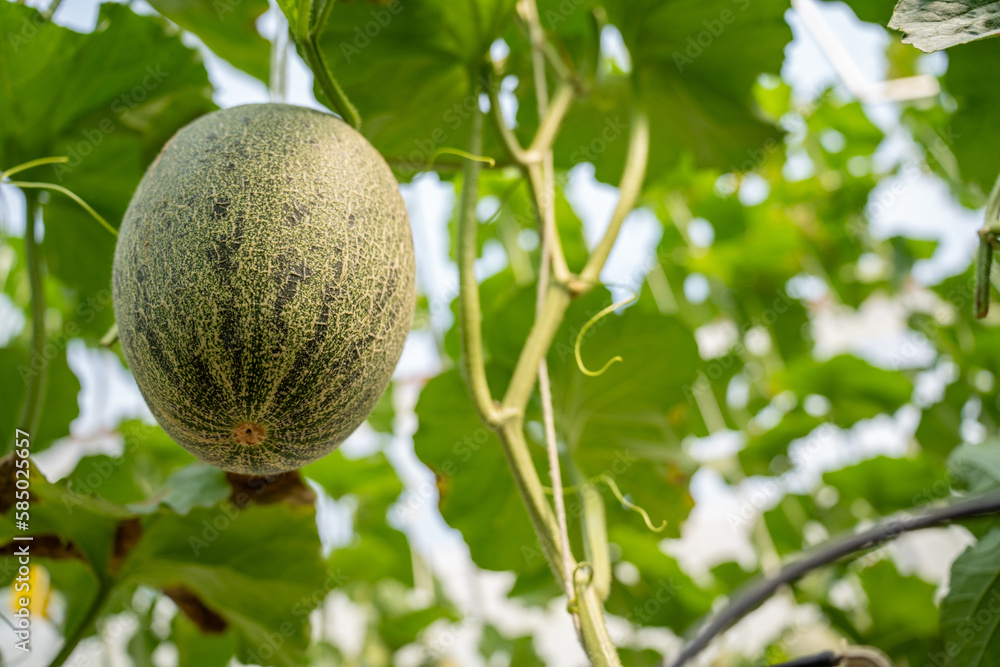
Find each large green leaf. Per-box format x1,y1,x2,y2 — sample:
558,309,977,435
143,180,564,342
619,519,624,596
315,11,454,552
414,367,544,574
147,0,271,82
550,289,699,534
119,504,325,667
950,442,1000,495
938,38,1000,193
546,0,791,185
0,2,215,336
941,527,1000,666
297,0,517,172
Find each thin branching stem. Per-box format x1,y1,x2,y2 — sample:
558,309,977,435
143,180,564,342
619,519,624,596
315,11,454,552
456,87,497,426
529,83,574,156
537,219,576,613
487,71,528,163
580,110,650,285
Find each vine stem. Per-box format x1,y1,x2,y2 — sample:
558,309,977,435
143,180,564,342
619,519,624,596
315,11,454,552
456,91,497,425
974,171,1000,318
17,192,47,440
48,582,111,667
536,198,576,613
666,490,1000,667
580,110,650,285
295,0,361,128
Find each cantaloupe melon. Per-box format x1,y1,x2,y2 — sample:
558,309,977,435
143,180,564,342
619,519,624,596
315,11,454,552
113,103,415,474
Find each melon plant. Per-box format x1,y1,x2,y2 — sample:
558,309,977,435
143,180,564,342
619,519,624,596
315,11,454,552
112,103,415,474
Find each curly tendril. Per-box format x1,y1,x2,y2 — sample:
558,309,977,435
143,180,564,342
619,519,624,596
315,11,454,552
598,474,667,533
574,293,637,377
542,473,667,534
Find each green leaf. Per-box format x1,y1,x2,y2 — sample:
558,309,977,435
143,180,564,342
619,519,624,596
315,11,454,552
822,455,948,516
172,613,238,667
299,0,518,173
915,380,970,460
0,2,215,336
605,525,715,632
889,0,1000,52
780,355,913,427
119,504,326,667
414,368,543,574
941,527,1000,665
553,0,792,184
137,464,231,515
64,421,209,512
368,383,396,433
302,450,402,529
328,522,413,588
480,625,545,666
147,0,271,82
860,560,939,645
938,38,1000,193
550,290,699,534
739,411,824,476
950,442,1000,494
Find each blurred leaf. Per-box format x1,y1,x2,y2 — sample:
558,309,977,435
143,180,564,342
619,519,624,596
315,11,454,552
860,560,938,645
823,455,948,515
950,441,1000,494
0,344,80,455
915,379,970,460
480,625,545,666
303,450,402,529
939,38,1000,193
148,0,271,81
605,525,715,632
137,464,231,515
172,612,238,667
414,367,543,574
739,411,824,475
781,355,913,427
368,383,395,433
328,522,413,588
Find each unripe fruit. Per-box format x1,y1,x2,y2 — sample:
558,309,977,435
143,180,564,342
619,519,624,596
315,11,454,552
113,103,415,474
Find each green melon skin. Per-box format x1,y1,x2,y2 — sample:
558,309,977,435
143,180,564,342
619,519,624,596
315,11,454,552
112,103,415,475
